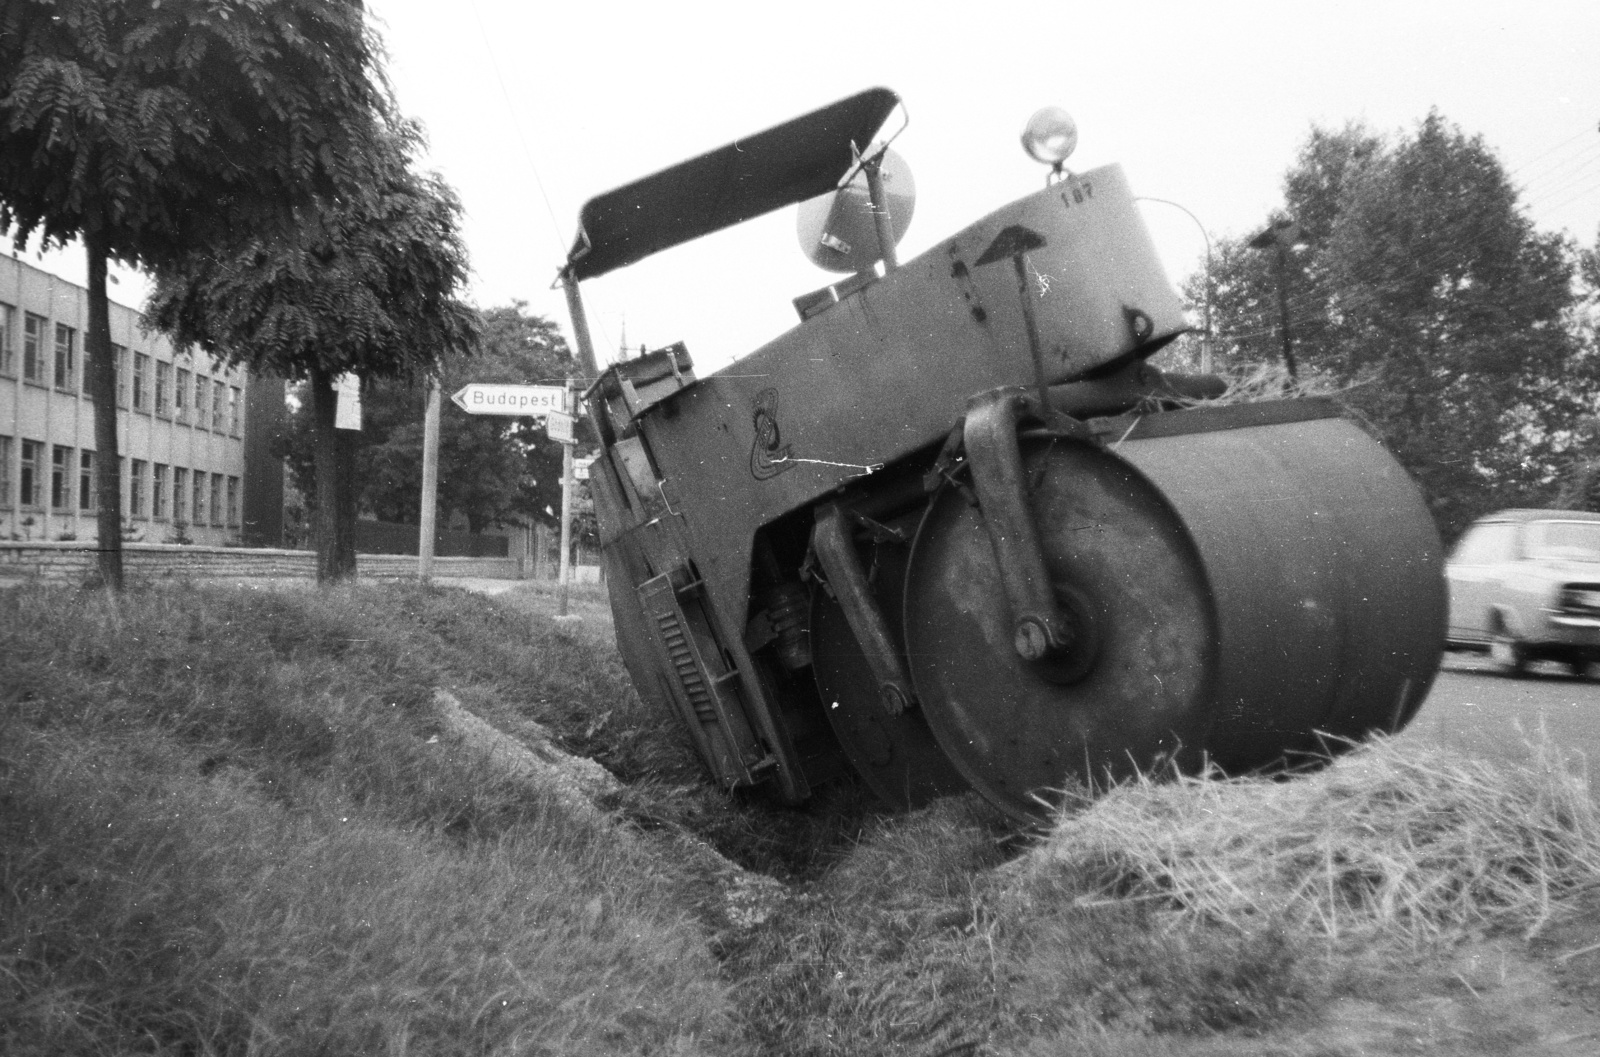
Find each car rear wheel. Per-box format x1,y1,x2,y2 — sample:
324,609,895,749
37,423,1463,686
1489,631,1529,678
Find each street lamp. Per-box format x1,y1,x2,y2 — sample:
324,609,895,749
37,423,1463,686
1248,218,1305,382
1136,197,1213,373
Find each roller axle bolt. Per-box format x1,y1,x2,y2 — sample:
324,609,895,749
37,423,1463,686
1014,616,1066,661
879,682,912,716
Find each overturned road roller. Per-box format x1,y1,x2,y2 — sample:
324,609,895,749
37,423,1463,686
561,89,1445,824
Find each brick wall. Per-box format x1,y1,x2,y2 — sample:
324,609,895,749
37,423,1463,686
0,542,520,583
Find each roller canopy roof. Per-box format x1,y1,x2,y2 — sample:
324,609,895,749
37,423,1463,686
563,87,900,282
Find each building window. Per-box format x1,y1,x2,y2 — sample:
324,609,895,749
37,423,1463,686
153,463,168,520
229,385,242,436
130,459,146,518
54,324,76,391
173,467,188,525
155,361,171,417
111,344,127,406
212,380,225,432
20,440,41,507
51,445,71,510
175,367,189,421
78,451,95,512
0,436,11,506
132,353,149,412
0,303,13,376
193,374,209,430
23,314,45,383
193,472,206,529
210,472,224,526
226,476,240,527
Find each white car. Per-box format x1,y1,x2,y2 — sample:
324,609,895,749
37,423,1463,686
1446,509,1600,676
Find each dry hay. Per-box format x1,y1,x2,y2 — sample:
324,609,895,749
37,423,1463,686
1012,734,1600,947
1176,361,1350,407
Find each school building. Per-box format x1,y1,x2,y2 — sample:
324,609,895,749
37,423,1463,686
0,254,284,546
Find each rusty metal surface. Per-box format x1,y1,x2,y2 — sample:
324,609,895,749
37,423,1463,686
811,504,917,714
903,408,1445,823
566,88,900,281
904,438,1216,822
636,165,1186,657
1113,408,1445,763
812,532,967,810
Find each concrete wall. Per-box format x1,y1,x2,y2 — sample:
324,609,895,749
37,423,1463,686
0,541,522,583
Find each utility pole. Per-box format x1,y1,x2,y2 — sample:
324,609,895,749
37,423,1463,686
1249,219,1304,382
417,377,441,581
556,380,575,617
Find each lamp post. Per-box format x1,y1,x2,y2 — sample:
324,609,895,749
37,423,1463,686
1248,218,1305,382
1137,196,1213,373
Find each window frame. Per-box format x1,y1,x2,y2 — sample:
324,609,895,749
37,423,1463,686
130,458,147,518
111,344,128,407
19,439,41,508
78,450,95,513
132,352,149,413
193,374,209,430
153,463,168,521
173,466,189,526
53,323,76,391
0,303,14,376
22,313,45,384
155,360,171,417
0,435,12,507
50,445,71,511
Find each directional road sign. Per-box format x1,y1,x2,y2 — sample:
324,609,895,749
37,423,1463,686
450,383,567,416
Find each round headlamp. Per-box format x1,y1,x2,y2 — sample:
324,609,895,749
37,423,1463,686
1021,107,1078,168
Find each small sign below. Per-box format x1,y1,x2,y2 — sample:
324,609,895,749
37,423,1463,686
450,383,567,416
546,410,575,444
574,455,597,481
334,372,363,431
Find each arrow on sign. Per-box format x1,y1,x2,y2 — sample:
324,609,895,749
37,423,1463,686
450,383,568,416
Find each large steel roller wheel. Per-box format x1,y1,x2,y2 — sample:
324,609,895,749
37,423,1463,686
903,439,1217,822
903,406,1446,824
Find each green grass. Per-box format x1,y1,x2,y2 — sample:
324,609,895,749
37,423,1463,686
5,579,1599,1056
0,580,732,1056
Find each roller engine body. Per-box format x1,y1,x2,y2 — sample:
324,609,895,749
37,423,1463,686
566,89,1445,823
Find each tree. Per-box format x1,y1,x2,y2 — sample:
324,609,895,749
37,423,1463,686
1553,227,1600,508
1195,112,1594,538
146,131,480,581
0,0,391,590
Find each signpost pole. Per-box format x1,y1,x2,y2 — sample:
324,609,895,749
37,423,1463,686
556,381,575,617
418,377,441,581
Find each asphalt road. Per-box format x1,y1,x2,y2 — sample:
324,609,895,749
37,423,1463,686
1404,651,1600,777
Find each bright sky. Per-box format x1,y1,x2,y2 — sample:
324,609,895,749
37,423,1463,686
18,0,1600,376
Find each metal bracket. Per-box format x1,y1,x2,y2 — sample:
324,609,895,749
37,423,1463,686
961,388,1077,661
810,503,916,716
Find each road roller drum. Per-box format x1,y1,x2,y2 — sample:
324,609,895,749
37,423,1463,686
902,399,1445,822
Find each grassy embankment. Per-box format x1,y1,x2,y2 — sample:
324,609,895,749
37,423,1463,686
4,580,1600,1056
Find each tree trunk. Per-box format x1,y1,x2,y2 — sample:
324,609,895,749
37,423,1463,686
309,366,357,582
85,236,124,591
